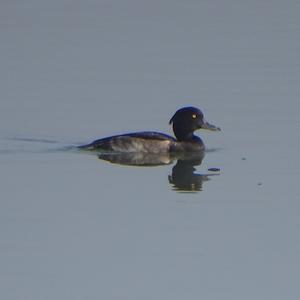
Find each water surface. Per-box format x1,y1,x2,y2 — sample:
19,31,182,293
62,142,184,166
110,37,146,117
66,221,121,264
1,1,300,299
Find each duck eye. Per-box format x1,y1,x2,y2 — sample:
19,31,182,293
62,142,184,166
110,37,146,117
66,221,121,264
192,114,197,119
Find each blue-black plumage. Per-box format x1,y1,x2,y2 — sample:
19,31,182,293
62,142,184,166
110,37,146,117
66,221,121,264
79,107,220,153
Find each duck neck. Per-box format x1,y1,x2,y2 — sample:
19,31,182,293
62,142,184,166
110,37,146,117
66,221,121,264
173,125,194,141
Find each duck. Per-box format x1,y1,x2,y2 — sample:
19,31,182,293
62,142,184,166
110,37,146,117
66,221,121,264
79,106,220,153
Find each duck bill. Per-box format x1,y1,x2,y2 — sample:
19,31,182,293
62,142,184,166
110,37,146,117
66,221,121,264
200,119,221,131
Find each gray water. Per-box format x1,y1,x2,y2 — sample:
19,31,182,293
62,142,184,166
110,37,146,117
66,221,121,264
1,1,300,299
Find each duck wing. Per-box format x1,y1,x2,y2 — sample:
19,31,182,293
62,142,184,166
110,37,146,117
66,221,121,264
79,131,175,152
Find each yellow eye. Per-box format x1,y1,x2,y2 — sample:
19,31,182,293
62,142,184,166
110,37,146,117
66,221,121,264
192,114,197,119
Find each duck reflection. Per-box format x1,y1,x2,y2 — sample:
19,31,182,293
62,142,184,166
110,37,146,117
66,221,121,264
97,151,219,192
97,152,175,167
168,156,218,192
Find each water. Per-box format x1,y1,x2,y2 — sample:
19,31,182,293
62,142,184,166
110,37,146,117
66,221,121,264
1,1,300,299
